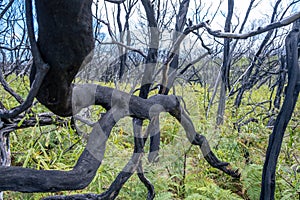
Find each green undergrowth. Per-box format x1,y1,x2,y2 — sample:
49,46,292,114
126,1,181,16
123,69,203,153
1,75,299,199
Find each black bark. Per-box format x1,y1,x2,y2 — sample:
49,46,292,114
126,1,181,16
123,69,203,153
0,1,239,199
216,0,233,125
234,0,281,107
260,19,300,200
159,0,190,95
30,0,94,116
0,85,239,196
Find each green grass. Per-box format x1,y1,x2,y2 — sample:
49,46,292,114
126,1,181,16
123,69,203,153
1,76,299,199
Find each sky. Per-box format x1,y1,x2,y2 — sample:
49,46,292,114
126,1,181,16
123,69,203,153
94,0,299,30
91,0,300,49
192,0,299,29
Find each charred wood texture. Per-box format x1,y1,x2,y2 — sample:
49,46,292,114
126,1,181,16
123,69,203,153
273,55,287,109
30,0,94,116
0,0,239,199
260,19,300,200
0,85,239,197
130,1,160,197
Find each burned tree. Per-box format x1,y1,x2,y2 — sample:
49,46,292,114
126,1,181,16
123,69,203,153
1,0,299,199
260,19,300,200
0,0,239,199
203,12,300,200
29,0,94,117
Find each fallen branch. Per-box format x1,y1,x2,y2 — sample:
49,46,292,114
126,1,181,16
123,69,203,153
0,112,67,135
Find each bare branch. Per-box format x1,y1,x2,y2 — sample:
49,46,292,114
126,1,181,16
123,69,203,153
0,0,50,119
25,0,45,67
0,49,24,104
260,19,300,200
97,39,147,58
0,0,14,20
0,70,24,104
0,113,67,135
179,52,210,75
104,0,126,4
165,22,207,66
0,45,20,51
204,11,300,39
98,19,117,41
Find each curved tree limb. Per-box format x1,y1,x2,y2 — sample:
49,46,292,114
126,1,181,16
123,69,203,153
130,0,160,197
77,85,241,179
0,84,239,198
203,11,300,39
0,0,49,119
0,105,120,192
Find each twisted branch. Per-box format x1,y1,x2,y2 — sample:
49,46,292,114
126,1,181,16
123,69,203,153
0,84,239,199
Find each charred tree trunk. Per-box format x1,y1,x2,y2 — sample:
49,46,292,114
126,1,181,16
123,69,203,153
260,19,300,200
273,55,287,109
30,0,94,117
0,131,10,200
159,0,190,95
0,1,239,199
216,0,233,125
132,0,159,197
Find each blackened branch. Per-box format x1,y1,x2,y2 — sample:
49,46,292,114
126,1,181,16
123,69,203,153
1,84,239,199
0,0,49,119
260,19,300,200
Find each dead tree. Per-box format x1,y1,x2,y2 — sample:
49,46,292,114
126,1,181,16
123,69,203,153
0,0,239,199
260,19,300,200
203,10,300,200
216,0,233,126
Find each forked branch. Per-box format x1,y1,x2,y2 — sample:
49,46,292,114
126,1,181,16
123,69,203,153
0,84,239,199
0,0,49,119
